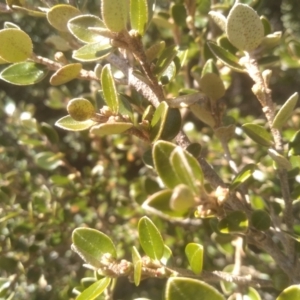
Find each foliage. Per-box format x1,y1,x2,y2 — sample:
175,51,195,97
1,0,300,299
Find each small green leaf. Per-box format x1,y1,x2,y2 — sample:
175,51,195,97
101,0,128,32
76,278,111,300
207,41,245,72
101,64,119,114
170,184,196,212
242,123,273,146
260,15,271,35
201,59,219,77
68,15,106,43
90,122,133,136
245,287,262,300
251,210,271,231
0,62,48,85
153,141,181,189
185,243,204,275
146,41,165,62
272,92,298,129
138,216,165,260
154,46,178,75
230,164,257,190
72,41,112,62
289,130,300,156
142,189,185,218
226,3,264,51
35,151,63,170
55,115,96,131
50,63,82,86
171,4,187,27
185,143,202,158
130,0,148,35
200,73,225,101
0,28,32,63
268,149,292,170
72,228,117,268
132,246,142,286
165,277,225,300
39,122,59,144
170,147,203,195
276,285,300,300
47,4,81,32
218,211,248,233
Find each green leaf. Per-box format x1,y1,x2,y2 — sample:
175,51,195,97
39,122,59,144
251,210,271,231
260,16,271,35
130,0,148,36
101,0,128,32
218,211,248,233
50,63,82,86
200,73,225,101
165,277,225,300
90,122,133,136
132,246,142,286
170,184,196,212
76,278,111,300
47,4,81,32
101,64,119,114
245,287,262,300
150,102,181,142
226,3,264,51
276,285,300,300
55,115,96,131
68,15,106,43
0,62,48,85
72,228,117,268
230,163,257,190
138,216,165,260
145,41,166,62
154,46,178,75
142,189,186,218
185,243,204,275
171,4,187,27
268,149,292,170
272,92,298,129
67,98,95,121
289,130,300,156
170,147,203,195
153,141,181,189
72,41,112,62
242,123,273,146
35,151,63,170
186,143,202,158
207,41,245,72
0,28,32,63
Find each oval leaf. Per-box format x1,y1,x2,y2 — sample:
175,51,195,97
272,92,298,129
170,147,203,195
132,246,142,286
200,72,225,101
185,243,204,275
242,123,273,146
90,122,133,136
251,210,271,231
153,141,181,189
0,62,48,85
170,184,196,212
0,28,32,63
165,277,225,300
50,63,82,86
209,11,226,32
138,216,165,260
101,0,128,32
218,211,248,234
72,228,117,268
72,41,112,62
55,115,96,131
130,0,148,35
276,285,300,300
101,64,119,114
268,149,292,170
76,278,111,300
226,3,264,51
207,41,245,72
35,151,63,170
230,163,257,190
47,4,81,32
68,15,106,43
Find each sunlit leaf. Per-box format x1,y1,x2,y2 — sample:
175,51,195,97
55,115,96,131
242,123,273,146
132,246,142,286
130,0,148,35
230,164,257,190
50,63,82,86
90,122,133,136
76,278,111,300
185,243,204,275
218,211,248,233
